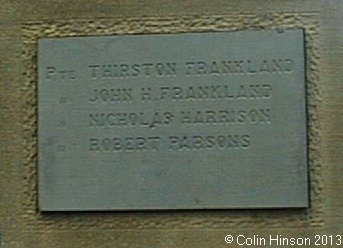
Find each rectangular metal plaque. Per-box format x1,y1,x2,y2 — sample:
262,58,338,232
38,30,308,211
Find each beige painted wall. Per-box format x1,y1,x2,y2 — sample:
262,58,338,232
0,1,342,247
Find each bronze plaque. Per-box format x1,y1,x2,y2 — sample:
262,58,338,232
38,30,308,210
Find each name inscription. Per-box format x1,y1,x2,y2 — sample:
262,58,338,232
38,30,308,210
45,63,275,152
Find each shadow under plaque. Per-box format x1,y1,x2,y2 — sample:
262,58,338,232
37,29,308,211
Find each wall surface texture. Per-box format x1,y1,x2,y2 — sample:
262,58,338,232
0,0,342,247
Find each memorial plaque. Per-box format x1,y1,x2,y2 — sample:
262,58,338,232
38,30,308,211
